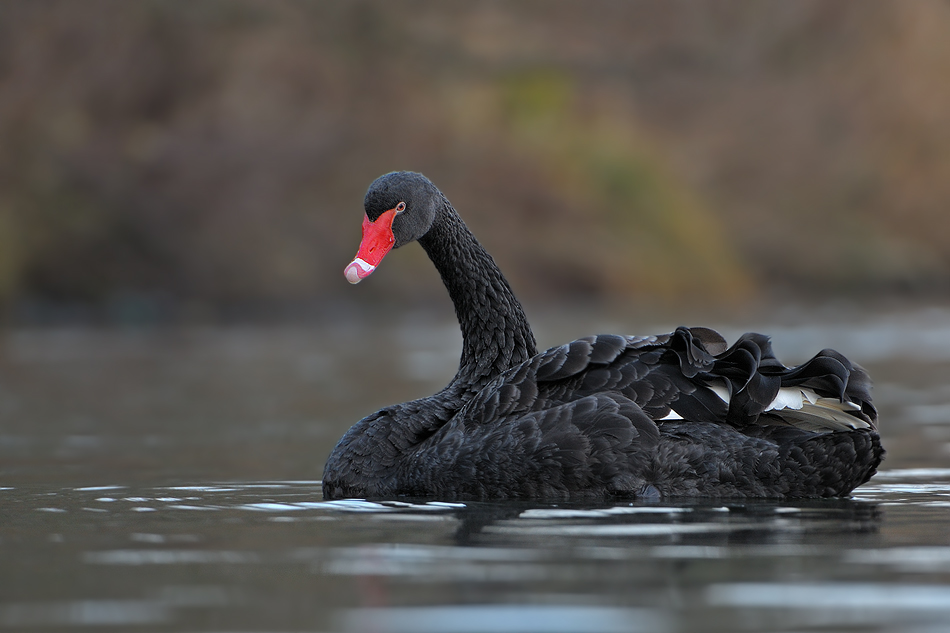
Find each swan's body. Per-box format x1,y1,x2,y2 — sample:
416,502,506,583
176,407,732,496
322,172,882,501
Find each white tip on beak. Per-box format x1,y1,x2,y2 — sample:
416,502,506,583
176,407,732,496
344,258,376,284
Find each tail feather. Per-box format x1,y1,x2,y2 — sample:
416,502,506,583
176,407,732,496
664,328,877,431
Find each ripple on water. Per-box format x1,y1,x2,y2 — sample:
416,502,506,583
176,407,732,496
335,604,669,633
870,468,950,480
84,550,260,565
0,599,170,627
706,582,950,629
844,547,950,572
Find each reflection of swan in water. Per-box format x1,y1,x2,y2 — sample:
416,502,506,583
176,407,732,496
448,498,882,546
324,171,883,501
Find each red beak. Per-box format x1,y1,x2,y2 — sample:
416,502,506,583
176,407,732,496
344,208,399,284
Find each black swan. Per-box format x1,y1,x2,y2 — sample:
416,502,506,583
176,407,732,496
323,171,883,501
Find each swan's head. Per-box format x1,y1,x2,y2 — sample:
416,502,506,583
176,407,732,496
344,171,440,284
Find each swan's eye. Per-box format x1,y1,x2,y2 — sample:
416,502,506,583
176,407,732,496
395,201,406,214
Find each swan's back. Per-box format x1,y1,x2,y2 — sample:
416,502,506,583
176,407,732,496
393,327,881,500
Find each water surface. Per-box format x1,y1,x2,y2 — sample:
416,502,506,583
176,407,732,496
3,471,950,632
2,306,950,632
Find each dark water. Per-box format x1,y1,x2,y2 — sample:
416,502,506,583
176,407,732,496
2,306,950,632
3,473,950,632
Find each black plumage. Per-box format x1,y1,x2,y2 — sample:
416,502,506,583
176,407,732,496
323,171,883,501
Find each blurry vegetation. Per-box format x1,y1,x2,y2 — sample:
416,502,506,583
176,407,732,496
496,70,751,299
0,0,949,323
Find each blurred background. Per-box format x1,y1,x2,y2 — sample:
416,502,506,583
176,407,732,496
2,0,950,326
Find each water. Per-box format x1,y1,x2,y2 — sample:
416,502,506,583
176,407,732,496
3,473,950,632
2,306,950,632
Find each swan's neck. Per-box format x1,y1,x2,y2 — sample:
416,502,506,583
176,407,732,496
419,200,538,392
